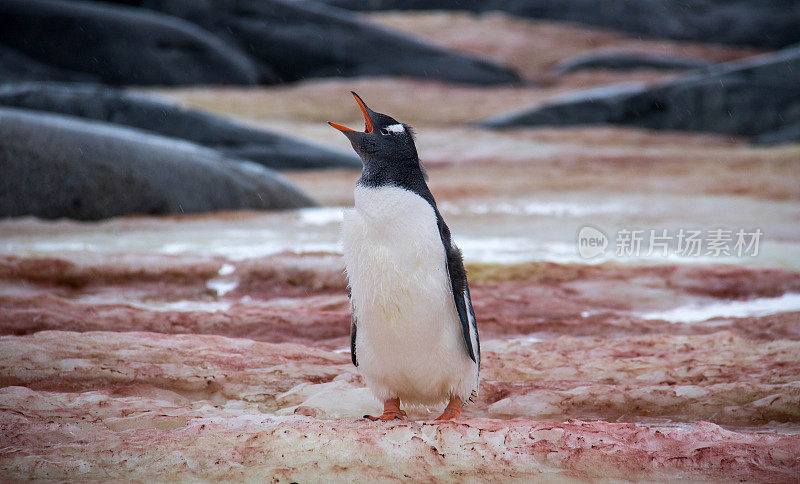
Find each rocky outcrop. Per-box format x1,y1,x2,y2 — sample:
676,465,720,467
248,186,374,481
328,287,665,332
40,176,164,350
0,0,261,86
551,50,711,75
478,46,800,138
0,45,100,83
0,108,316,220
322,0,800,49
95,0,520,85
755,123,800,146
0,83,360,170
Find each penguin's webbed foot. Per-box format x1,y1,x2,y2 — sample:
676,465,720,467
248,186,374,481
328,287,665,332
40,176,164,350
363,410,406,421
364,398,406,421
433,396,463,422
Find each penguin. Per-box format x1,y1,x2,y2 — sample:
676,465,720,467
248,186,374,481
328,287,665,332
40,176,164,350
328,92,480,421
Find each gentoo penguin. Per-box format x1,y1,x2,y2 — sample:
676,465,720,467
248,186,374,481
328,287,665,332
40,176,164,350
328,92,479,421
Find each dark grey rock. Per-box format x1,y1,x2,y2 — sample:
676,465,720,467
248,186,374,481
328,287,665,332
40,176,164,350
320,0,800,49
754,124,800,145
0,45,101,83
0,82,360,170
477,46,800,138
0,0,262,86
91,0,520,85
552,51,711,75
0,108,317,221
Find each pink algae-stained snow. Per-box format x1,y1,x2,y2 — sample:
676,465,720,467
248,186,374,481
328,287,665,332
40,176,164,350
1,237,800,481
0,327,799,481
1,386,799,482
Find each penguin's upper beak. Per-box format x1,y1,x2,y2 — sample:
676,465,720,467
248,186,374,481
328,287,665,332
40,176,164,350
328,91,374,134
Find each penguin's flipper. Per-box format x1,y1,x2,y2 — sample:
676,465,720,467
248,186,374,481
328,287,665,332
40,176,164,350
348,287,358,367
438,217,480,365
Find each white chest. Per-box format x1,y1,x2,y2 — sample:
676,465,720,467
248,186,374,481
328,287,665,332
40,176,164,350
342,185,448,321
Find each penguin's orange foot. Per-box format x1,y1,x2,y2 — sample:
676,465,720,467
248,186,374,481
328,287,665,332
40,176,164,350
364,398,406,421
363,410,407,421
433,396,463,422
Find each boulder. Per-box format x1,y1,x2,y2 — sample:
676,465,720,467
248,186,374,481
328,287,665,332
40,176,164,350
754,123,800,146
477,46,800,138
551,50,711,75
0,108,316,221
0,45,100,83
91,0,520,85
320,0,800,49
0,0,262,86
0,82,360,170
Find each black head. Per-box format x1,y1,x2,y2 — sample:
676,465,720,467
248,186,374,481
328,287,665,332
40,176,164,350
328,92,418,164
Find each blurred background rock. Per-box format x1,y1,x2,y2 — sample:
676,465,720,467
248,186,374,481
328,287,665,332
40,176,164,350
1,0,798,219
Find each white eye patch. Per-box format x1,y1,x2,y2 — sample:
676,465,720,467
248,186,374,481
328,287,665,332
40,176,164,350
384,124,405,134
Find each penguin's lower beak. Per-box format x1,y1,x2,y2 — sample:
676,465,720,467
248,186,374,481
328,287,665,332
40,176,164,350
328,91,374,134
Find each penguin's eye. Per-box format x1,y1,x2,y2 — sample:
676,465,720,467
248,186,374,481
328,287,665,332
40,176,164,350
379,128,390,136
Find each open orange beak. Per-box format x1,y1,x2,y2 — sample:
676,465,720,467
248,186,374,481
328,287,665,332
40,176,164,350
328,91,374,134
